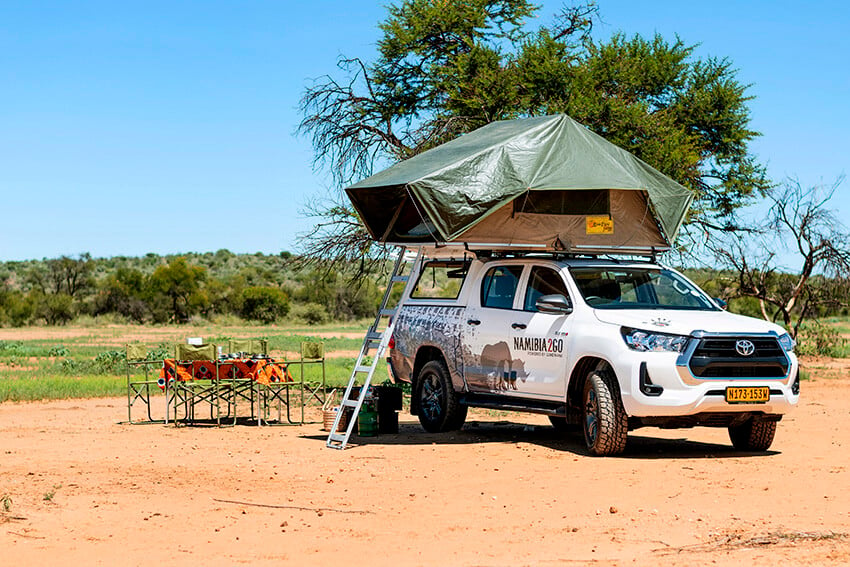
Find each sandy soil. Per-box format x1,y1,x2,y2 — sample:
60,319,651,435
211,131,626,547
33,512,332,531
2,371,849,566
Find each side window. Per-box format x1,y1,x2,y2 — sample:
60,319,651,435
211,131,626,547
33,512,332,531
480,265,523,309
411,261,470,299
524,267,571,312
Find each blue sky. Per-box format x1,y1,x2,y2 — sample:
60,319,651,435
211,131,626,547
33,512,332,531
1,1,847,261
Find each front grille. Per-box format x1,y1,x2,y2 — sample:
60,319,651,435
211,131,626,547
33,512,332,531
689,336,788,379
693,337,784,358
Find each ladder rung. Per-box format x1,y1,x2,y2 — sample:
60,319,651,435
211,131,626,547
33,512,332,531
342,399,359,408
379,308,396,317
366,331,383,341
354,365,372,373
391,275,409,283
328,433,346,443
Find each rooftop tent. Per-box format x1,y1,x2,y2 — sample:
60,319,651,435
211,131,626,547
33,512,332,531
345,114,695,253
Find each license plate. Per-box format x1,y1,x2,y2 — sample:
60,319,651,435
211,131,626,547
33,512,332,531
725,386,770,404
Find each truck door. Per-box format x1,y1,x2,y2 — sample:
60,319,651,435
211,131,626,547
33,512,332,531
511,266,574,399
463,264,573,400
463,264,523,393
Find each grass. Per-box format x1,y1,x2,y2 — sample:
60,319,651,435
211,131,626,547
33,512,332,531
2,317,847,403
0,321,370,402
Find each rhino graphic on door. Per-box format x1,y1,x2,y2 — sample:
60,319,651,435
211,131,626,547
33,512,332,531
479,341,528,392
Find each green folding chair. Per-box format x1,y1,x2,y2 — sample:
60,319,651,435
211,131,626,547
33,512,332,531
171,343,226,426
300,341,326,406
220,338,271,424
125,344,164,423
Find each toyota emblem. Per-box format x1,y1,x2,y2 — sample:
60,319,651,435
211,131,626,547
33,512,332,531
735,339,755,356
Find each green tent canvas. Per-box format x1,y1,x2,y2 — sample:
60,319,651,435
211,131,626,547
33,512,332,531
345,114,694,254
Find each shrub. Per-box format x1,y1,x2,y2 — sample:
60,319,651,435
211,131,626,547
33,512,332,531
797,321,844,357
240,287,290,323
290,302,331,325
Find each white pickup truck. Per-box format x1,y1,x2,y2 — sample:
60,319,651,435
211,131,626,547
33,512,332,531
388,252,799,455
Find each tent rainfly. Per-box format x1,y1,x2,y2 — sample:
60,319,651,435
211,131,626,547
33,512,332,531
345,114,695,254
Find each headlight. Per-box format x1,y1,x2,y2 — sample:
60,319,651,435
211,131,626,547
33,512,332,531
621,327,689,353
778,333,796,352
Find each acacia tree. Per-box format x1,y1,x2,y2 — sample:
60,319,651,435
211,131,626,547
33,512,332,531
148,257,208,323
299,0,767,267
710,178,850,338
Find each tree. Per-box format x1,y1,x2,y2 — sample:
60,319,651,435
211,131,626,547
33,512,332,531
299,1,766,266
240,287,290,323
94,268,149,323
27,253,94,297
148,257,207,323
710,178,850,338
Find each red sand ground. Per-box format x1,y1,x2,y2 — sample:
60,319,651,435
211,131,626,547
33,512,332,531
2,365,849,566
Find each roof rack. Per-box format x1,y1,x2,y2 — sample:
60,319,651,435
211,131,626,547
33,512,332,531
390,241,666,262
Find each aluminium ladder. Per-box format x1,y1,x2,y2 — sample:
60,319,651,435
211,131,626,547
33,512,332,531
326,246,422,449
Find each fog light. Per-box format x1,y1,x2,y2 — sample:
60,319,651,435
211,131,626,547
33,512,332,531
639,362,663,396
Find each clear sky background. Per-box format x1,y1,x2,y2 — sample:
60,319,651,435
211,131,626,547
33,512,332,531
1,1,847,262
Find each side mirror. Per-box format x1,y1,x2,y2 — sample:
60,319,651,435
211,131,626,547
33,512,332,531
713,297,728,310
536,294,573,315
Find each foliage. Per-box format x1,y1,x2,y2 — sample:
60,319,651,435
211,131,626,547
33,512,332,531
240,286,290,323
299,0,767,263
0,250,388,327
290,302,331,325
293,268,382,320
797,321,845,357
148,257,207,323
48,345,70,357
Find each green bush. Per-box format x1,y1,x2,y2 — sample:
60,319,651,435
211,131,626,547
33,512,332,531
290,302,330,325
48,345,70,357
797,322,844,357
240,287,290,323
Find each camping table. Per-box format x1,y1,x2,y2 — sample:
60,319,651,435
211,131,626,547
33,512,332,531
159,357,299,425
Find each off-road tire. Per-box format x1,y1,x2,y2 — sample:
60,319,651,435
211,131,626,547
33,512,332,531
582,370,628,456
415,360,467,433
728,418,776,451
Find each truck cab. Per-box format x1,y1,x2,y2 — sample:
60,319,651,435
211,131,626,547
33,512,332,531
389,251,799,456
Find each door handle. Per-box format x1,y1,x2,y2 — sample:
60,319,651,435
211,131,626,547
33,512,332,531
467,319,481,326
511,323,527,329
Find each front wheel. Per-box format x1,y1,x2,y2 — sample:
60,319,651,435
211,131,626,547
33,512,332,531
415,360,467,433
582,370,627,456
728,418,776,451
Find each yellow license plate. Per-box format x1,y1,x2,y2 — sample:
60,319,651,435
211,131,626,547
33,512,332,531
725,386,770,404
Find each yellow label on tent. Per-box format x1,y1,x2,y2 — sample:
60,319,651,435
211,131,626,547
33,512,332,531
586,216,614,235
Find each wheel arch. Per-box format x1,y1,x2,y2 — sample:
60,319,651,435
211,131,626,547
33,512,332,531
410,345,448,415
567,356,613,417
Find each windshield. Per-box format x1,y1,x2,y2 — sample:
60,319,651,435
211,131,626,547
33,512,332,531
569,267,719,311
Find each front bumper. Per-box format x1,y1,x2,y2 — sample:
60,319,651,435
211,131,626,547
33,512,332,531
613,332,799,418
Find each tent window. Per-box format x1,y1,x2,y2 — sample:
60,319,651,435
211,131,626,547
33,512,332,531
514,190,609,215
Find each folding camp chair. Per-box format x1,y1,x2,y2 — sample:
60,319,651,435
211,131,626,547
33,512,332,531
230,339,301,425
299,341,326,405
223,338,278,423
125,344,165,423
171,343,229,426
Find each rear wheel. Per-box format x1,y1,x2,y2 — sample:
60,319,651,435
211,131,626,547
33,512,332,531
416,360,467,433
582,369,627,456
728,418,776,451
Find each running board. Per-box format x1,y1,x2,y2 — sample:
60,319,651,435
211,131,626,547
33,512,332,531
458,393,567,416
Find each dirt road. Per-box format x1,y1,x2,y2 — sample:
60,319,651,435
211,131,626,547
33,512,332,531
2,367,849,566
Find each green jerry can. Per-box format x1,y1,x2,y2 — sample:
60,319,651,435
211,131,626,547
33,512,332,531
357,402,379,437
